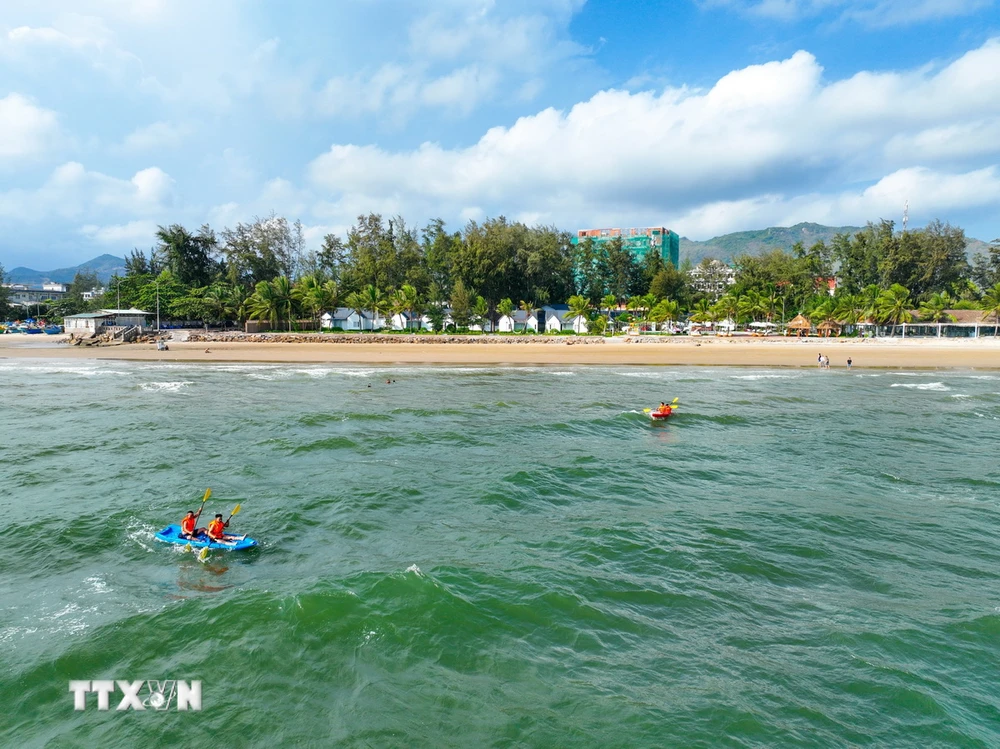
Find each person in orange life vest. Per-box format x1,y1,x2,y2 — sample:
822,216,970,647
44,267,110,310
206,513,238,543
180,509,203,540
656,401,672,416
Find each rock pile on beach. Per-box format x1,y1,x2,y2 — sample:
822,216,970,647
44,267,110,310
185,332,608,345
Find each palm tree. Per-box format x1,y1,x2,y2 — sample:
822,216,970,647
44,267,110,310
981,283,1000,336
203,282,230,326
518,300,534,334
392,284,421,332
496,298,514,332
293,274,337,330
360,284,384,332
344,291,366,333
602,293,617,334
713,294,740,331
272,276,295,331
649,299,679,330
919,292,955,323
877,284,913,330
567,295,591,334
472,296,490,333
688,298,714,324
248,279,282,330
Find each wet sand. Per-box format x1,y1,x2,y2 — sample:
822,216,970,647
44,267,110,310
2,334,1000,368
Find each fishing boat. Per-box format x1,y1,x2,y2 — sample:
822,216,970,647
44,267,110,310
44,325,63,335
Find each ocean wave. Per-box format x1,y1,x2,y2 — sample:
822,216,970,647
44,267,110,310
138,381,192,393
730,374,801,380
890,383,950,391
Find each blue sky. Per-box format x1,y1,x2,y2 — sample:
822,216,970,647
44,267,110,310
1,0,999,269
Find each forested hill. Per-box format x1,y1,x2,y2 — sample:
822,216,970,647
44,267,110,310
679,223,861,264
680,222,991,264
7,254,126,285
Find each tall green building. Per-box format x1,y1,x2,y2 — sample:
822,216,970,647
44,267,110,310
570,227,680,268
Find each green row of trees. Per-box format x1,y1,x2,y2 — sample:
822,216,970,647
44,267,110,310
6,212,998,333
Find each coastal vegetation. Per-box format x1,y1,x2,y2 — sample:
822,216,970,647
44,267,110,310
14,213,1000,333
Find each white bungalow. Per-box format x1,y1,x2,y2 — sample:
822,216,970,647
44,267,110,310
390,311,423,331
320,307,387,331
543,305,588,334
497,310,529,333
63,308,150,336
63,311,114,336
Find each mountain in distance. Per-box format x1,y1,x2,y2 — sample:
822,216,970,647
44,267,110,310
679,222,861,265
679,221,992,265
6,254,127,285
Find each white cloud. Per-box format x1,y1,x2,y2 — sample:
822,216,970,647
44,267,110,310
704,0,993,25
79,219,158,245
119,121,193,152
0,162,174,221
305,38,1000,239
0,93,61,162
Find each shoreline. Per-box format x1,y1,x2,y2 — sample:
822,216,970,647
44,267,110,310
2,333,1000,368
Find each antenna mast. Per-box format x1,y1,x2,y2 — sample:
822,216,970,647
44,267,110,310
902,200,909,233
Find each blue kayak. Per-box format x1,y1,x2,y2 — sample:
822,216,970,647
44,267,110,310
155,524,258,551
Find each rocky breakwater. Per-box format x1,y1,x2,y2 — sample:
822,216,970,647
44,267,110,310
185,332,607,345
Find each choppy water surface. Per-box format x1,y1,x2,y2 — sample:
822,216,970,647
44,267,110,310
2,360,999,748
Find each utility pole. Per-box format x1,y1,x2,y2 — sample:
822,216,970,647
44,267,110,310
156,281,160,331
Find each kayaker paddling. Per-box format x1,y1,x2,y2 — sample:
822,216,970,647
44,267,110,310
206,513,239,544
179,509,204,540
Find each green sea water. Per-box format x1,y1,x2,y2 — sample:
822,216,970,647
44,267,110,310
2,359,999,748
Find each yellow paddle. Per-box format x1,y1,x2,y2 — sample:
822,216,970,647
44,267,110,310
183,488,211,552
644,398,679,413
199,504,241,561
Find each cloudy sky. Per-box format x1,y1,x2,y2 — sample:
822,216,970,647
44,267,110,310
1,0,999,269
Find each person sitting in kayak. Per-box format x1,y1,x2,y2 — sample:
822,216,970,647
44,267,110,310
656,401,672,416
180,509,203,540
206,514,238,543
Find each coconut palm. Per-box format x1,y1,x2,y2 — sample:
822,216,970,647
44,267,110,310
497,298,514,332
877,284,913,328
649,299,679,330
981,282,1000,336
566,295,591,334
919,292,955,323
472,295,490,332
294,274,338,329
360,284,384,331
344,291,366,332
602,293,617,334
713,294,740,330
688,298,714,324
392,284,421,332
518,299,534,334
248,279,283,330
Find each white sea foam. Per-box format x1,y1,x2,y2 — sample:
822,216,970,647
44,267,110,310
890,382,950,391
139,381,192,393
405,564,421,574
731,374,800,380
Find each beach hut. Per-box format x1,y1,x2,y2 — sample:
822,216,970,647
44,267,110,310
786,314,812,337
817,320,841,338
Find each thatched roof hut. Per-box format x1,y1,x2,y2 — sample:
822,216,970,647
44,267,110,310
785,314,812,336
817,320,841,337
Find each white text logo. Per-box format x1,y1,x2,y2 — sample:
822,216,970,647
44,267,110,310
69,680,202,711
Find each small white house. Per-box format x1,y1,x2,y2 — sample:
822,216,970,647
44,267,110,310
545,308,589,334
63,312,114,336
498,311,530,333
390,311,423,331
321,307,386,331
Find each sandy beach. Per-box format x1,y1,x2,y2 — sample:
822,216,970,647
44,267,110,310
3,333,1000,368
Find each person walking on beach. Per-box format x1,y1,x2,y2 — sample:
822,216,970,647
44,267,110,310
817,353,823,368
